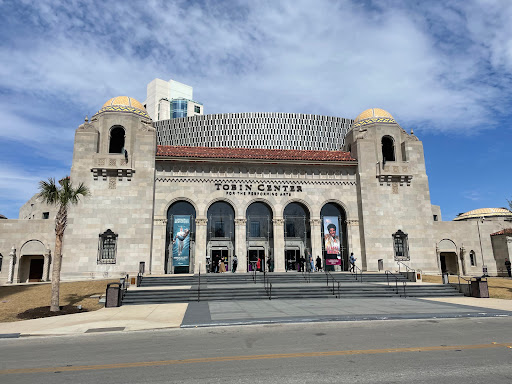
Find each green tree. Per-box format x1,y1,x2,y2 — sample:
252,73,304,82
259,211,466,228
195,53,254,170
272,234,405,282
38,177,89,312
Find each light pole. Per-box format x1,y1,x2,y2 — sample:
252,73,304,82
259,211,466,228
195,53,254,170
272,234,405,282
476,217,487,275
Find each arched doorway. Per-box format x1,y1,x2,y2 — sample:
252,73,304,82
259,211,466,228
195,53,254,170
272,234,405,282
19,240,46,282
437,239,459,275
284,202,311,271
321,202,348,271
246,202,274,272
166,201,196,274
207,201,235,273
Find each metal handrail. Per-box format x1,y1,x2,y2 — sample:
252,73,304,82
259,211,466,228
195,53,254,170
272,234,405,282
397,261,415,274
458,275,473,297
326,270,340,296
263,271,272,300
197,269,201,302
352,264,363,282
385,270,406,296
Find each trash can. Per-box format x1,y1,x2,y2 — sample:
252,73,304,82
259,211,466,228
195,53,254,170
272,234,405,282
105,282,122,307
378,259,384,271
442,272,449,284
470,277,489,298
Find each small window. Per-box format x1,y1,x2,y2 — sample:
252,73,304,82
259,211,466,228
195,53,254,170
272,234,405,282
433,215,438,222
42,212,49,219
98,229,118,264
469,250,476,267
194,105,201,113
392,229,409,261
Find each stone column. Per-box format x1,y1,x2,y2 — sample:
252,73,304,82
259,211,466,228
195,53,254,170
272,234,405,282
152,218,167,274
42,247,51,281
194,218,208,274
7,246,16,284
273,218,285,272
235,218,247,273
346,219,362,270
310,218,322,263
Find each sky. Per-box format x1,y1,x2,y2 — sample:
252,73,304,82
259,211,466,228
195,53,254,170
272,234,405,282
0,0,511,220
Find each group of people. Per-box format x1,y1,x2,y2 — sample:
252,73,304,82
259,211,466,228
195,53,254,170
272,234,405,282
210,252,358,273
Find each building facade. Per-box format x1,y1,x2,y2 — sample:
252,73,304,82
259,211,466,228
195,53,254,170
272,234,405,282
1,98,511,284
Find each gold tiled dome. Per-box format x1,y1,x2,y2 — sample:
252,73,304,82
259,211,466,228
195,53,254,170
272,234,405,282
95,96,150,120
354,108,394,123
453,208,512,221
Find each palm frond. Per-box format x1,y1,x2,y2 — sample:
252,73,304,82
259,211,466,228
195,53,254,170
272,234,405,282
37,178,60,205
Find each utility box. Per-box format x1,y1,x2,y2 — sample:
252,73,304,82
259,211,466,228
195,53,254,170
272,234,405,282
105,282,122,307
470,278,489,298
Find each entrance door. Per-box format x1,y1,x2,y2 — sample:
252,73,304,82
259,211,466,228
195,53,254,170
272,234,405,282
211,249,229,273
286,249,301,271
29,259,44,282
248,249,265,271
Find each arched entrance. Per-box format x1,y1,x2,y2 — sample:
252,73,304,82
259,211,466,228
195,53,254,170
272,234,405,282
207,201,235,273
246,202,274,272
437,239,459,275
19,240,46,282
284,202,311,271
166,201,196,274
321,202,348,271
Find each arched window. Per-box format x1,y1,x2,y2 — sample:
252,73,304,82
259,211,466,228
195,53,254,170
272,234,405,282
469,250,476,266
109,126,125,154
284,202,311,271
382,136,395,162
392,229,409,261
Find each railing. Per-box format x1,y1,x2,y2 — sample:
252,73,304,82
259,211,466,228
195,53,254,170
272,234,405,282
263,270,272,300
326,270,341,298
457,274,472,296
136,271,143,287
198,269,201,302
397,261,416,281
302,268,311,283
252,264,257,283
385,270,406,296
351,264,363,283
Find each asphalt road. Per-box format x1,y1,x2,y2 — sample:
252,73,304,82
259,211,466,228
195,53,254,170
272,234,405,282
1,317,512,383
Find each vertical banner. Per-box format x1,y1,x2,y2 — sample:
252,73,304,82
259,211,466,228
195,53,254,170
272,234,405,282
323,216,341,265
173,215,191,266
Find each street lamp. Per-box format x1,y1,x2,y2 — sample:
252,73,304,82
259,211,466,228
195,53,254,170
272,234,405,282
476,217,487,276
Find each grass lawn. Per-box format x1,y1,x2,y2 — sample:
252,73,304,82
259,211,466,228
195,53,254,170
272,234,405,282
422,275,512,300
0,279,117,323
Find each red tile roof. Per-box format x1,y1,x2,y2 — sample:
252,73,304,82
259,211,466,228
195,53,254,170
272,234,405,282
491,228,512,236
156,146,357,162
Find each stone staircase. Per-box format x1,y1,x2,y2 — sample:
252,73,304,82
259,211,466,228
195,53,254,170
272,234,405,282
122,272,462,305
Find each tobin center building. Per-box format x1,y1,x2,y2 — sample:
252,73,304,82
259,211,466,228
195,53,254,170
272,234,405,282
1,96,511,283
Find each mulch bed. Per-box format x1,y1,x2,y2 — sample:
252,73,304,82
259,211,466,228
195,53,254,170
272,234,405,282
17,305,89,320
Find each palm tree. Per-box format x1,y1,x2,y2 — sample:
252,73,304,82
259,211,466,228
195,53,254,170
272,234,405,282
38,176,89,312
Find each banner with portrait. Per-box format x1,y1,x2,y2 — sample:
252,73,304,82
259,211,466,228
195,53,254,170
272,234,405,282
323,216,341,265
172,215,191,266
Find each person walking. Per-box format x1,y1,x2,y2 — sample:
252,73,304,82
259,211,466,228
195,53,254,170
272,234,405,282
505,259,511,277
349,252,356,273
256,257,261,272
232,254,238,273
219,258,226,273
316,256,322,272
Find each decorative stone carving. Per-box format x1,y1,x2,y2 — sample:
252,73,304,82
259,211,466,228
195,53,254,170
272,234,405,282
97,158,105,166
272,218,285,225
109,177,116,189
7,246,16,284
356,127,368,140
346,219,359,226
310,218,322,226
195,218,208,226
109,159,117,167
154,219,168,225
392,182,399,194
235,218,247,225
139,120,156,132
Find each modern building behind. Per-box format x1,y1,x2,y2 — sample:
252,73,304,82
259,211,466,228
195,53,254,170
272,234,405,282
144,78,203,121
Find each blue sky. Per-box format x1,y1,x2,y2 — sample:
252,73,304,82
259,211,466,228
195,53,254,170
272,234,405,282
0,0,511,220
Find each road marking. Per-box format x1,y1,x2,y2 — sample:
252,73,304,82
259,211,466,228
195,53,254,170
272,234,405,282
0,343,510,375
